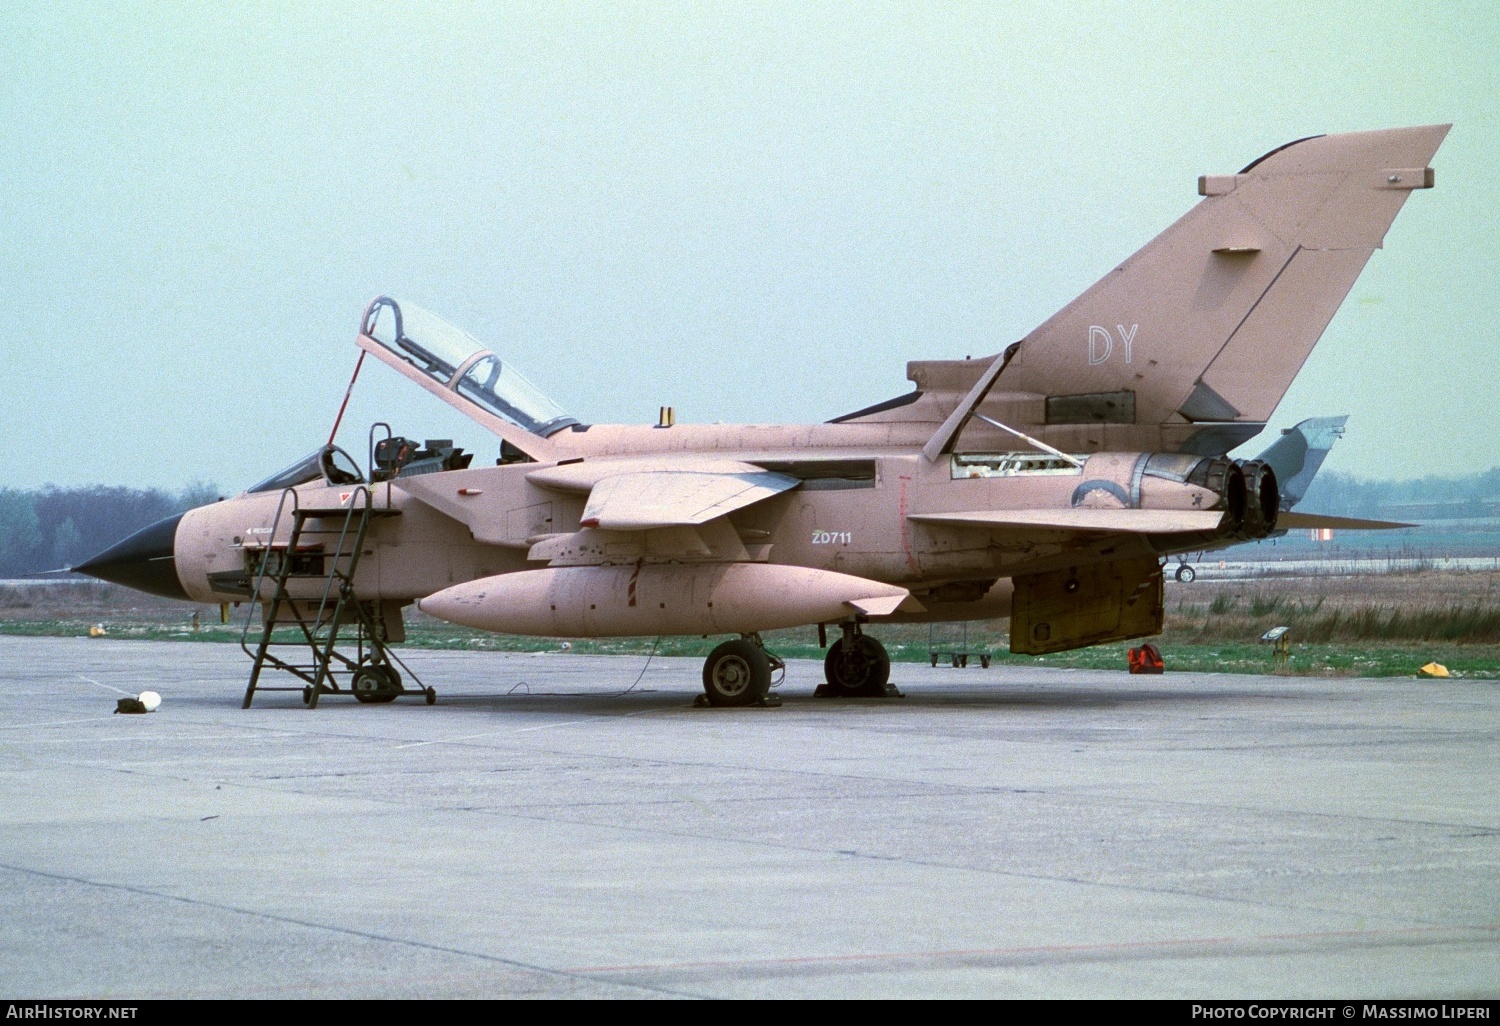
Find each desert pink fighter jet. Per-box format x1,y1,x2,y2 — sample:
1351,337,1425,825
77,125,1445,707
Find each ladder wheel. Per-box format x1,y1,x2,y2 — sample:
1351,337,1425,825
425,688,437,705
352,666,400,704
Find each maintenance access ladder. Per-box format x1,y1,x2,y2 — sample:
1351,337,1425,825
240,486,428,708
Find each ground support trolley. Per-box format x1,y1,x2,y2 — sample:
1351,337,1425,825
927,622,992,669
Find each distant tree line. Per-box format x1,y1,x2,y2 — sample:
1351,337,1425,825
1300,466,1500,517
0,484,220,578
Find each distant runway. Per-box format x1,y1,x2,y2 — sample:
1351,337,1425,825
1173,555,1500,580
1,636,1496,998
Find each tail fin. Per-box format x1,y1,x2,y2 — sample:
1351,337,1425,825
1255,415,1347,509
996,125,1449,456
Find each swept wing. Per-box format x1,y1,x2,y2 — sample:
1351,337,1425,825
576,470,799,531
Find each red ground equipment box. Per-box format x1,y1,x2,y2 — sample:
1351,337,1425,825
1127,643,1165,674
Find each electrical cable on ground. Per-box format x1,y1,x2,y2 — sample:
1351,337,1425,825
495,637,663,699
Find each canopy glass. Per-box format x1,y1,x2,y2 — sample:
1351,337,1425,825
362,296,577,436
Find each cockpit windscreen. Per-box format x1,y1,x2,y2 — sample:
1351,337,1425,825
246,446,365,495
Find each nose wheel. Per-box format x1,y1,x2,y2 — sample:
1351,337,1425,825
1174,563,1196,583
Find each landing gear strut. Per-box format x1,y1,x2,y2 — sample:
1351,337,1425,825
816,622,902,698
699,634,784,708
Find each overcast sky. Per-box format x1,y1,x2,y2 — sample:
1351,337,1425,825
2,1,1494,491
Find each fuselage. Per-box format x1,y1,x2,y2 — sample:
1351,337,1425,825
168,428,1239,633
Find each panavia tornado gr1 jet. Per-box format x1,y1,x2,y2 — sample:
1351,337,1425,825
77,125,1445,707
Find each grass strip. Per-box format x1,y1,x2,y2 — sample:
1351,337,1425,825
5,618,1497,679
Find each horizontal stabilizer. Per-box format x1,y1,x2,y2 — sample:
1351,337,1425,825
908,509,1225,534
1276,512,1414,531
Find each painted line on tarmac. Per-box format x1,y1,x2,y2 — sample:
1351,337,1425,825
0,860,697,999
569,921,1500,976
2,732,301,745
76,675,133,695
395,721,590,748
395,707,667,749
0,716,117,730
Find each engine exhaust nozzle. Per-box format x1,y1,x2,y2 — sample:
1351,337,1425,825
1223,460,1247,536
1234,459,1280,539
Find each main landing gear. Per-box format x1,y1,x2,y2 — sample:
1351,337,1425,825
698,634,784,708
1173,550,1205,583
816,622,903,699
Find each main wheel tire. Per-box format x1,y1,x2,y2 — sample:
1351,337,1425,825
1175,564,1196,583
823,635,891,696
352,665,401,704
702,639,771,707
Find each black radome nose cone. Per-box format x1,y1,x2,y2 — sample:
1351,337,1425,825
73,512,190,600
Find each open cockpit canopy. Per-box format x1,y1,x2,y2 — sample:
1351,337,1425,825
362,297,577,438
